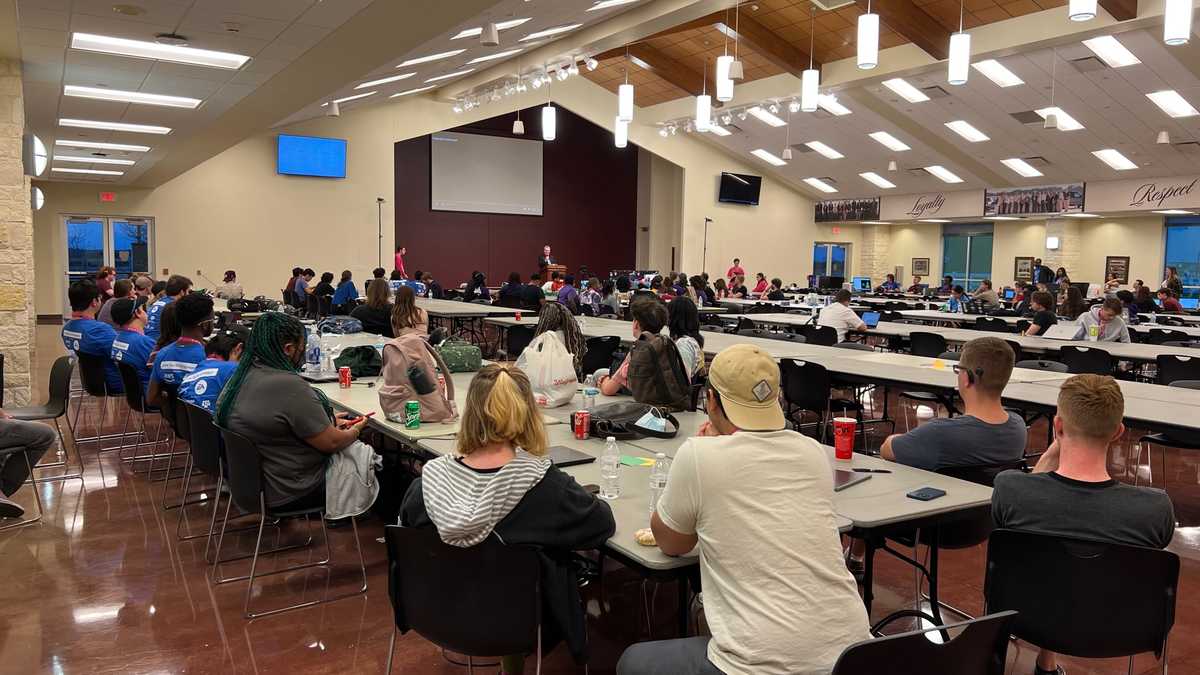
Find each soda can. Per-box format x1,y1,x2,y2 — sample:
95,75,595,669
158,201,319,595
515,310,522,322
573,410,590,440
338,366,352,389
437,374,446,394
404,400,421,430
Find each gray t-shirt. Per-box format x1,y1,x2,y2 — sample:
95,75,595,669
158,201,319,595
974,289,1001,309
891,412,1027,471
225,367,332,507
992,471,1174,549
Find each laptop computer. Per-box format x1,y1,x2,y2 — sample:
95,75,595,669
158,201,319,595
1181,298,1199,310
1003,288,1016,300
1041,323,1080,340
833,469,871,492
548,445,596,468
861,311,881,328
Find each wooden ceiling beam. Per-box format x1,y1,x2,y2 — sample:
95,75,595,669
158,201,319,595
625,42,719,99
1098,0,1137,21
593,11,727,61
854,0,950,61
714,13,819,77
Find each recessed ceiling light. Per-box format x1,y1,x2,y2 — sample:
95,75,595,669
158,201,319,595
588,0,640,10
1146,90,1199,118
803,177,838,193
869,131,910,152
55,139,150,152
1064,213,1099,218
747,106,787,127
320,91,377,106
452,18,532,39
971,59,1023,87
805,141,843,159
986,216,1022,220
355,73,415,90
944,120,989,142
70,32,250,70
520,23,583,42
54,155,136,165
708,125,732,136
59,118,171,134
816,94,851,116
467,48,525,65
919,218,951,223
1153,209,1195,214
398,49,467,68
1035,107,1084,130
424,69,475,83
750,148,788,166
1081,35,1141,68
64,84,201,109
881,78,929,103
924,165,963,183
52,167,124,176
861,220,892,224
389,85,438,98
860,172,896,189
1001,158,1044,177
1092,148,1138,171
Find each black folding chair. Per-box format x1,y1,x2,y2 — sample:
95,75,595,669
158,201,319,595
974,317,1012,333
901,333,957,421
73,352,125,453
115,362,174,473
1155,353,1200,385
802,325,838,346
1058,345,1115,375
831,610,1017,675
9,355,81,483
581,336,620,376
780,359,872,446
0,447,43,532
1147,328,1189,345
500,325,535,360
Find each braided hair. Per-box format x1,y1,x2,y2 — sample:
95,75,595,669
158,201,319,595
534,301,587,376
215,312,333,426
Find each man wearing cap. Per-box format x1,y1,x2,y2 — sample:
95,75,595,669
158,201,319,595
617,344,870,675
110,297,155,396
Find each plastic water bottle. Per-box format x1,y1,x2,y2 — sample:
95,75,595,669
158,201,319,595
582,374,598,410
305,328,321,369
648,453,670,517
599,436,621,500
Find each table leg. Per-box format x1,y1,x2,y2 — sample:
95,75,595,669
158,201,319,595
925,528,944,626
677,575,691,636
862,536,876,618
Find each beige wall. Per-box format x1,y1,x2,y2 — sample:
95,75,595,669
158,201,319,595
887,222,942,283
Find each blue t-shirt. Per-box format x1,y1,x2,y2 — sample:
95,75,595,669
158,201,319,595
178,358,238,412
63,318,122,393
145,296,175,341
332,281,359,308
150,339,207,389
111,329,155,394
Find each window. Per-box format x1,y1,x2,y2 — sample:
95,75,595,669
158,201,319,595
1165,218,1200,300
942,224,993,291
63,215,155,315
813,243,849,283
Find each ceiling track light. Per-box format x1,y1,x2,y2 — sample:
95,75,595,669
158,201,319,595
481,22,500,46
586,56,599,71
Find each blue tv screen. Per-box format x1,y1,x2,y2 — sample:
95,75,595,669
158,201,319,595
277,134,347,178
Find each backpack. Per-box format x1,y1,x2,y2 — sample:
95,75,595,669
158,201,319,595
437,337,482,372
588,402,679,441
334,345,383,378
317,316,364,334
227,298,262,313
378,334,457,423
627,332,691,411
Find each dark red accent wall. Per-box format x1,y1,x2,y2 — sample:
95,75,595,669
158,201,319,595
393,104,638,287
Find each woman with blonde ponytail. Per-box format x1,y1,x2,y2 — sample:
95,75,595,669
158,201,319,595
400,364,615,674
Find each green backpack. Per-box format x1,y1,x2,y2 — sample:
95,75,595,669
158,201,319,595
334,346,383,378
437,338,482,373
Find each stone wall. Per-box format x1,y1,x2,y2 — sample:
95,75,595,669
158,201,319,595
0,59,33,406
1042,218,1081,279
859,223,894,282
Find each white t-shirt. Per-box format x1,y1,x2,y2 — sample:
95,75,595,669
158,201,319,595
675,335,703,381
818,302,864,342
656,430,871,675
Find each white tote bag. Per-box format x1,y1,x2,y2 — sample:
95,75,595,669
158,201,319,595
515,331,578,408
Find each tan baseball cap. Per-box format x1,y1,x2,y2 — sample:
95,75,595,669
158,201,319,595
708,344,786,431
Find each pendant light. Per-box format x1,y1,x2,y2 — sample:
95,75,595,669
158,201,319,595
1068,0,1096,21
512,58,525,135
542,70,556,141
858,0,879,70
781,107,793,160
1164,0,1192,45
618,48,634,122
801,7,819,112
947,0,970,85
615,117,628,148
716,15,735,101
695,60,712,132
730,2,745,80
1044,50,1058,130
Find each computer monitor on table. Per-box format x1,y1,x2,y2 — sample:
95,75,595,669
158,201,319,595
1181,297,1199,310
1003,288,1016,300
818,276,845,290
852,276,872,293
1070,281,1091,297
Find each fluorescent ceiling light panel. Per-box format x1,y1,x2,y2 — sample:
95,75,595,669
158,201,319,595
805,141,843,159
944,120,989,142
869,131,910,152
861,220,892,224
1081,35,1141,68
803,177,839,193
1064,212,1099,218
860,172,896,189
63,84,200,109
747,106,787,127
520,24,583,42
1035,107,1084,130
321,91,376,106
708,125,732,136
1153,209,1195,214
59,118,170,134
1001,158,1044,177
55,139,149,152
1092,148,1138,170
452,18,532,39
355,73,414,90
924,165,963,183
390,85,437,98
919,218,951,222
751,148,788,166
971,59,1023,87
424,69,474,83
52,167,123,175
986,216,1022,220
54,155,135,165
881,78,929,103
816,94,851,116
589,0,641,9
467,48,524,65
1146,90,1199,118
398,49,466,67
70,32,249,70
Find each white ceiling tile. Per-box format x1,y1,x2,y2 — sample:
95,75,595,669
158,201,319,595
298,0,374,28
20,26,68,48
69,0,192,27
175,13,289,42
18,8,69,30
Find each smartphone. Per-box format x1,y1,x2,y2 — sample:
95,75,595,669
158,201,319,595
906,487,947,501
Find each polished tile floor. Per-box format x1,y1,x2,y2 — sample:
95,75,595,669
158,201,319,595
1,326,1197,674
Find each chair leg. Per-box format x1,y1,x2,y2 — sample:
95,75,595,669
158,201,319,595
242,500,269,618
0,451,44,531
385,626,397,674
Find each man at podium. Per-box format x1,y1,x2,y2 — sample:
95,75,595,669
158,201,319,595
537,244,556,271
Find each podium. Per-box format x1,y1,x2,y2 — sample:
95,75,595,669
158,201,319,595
543,264,567,278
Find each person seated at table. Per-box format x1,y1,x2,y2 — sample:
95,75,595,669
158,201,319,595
463,271,490,303
62,279,123,395
618,344,870,675
286,267,303,297
498,272,525,304
938,275,955,293
556,275,581,314
945,285,967,313
331,270,359,314
391,286,428,338
420,272,444,299
1115,290,1140,325
368,266,386,294
598,296,665,396
215,270,244,300
311,272,336,302
729,275,749,299
351,279,395,338
133,275,154,301
522,273,546,310
542,271,564,295
712,278,729,300
818,289,866,343
97,278,134,328
216,312,368,513
148,303,181,369
1073,297,1131,343
150,280,166,302
991,374,1175,675
1103,272,1122,295
690,275,713,306
751,272,769,295
671,272,689,298
534,301,587,378
293,268,315,300
146,274,192,341
1158,288,1184,313
179,326,248,412
1134,285,1158,313
1059,285,1087,321
1022,291,1058,337
972,279,1002,310
401,364,615,675
148,292,213,406
906,275,924,294
615,275,633,305
599,279,621,316
877,273,900,292
1054,267,1071,287
110,297,155,395
667,296,706,381
0,411,59,519
579,276,603,315
1011,281,1031,316
760,277,786,301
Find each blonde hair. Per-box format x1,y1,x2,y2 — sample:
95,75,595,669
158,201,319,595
1057,374,1124,442
455,364,548,456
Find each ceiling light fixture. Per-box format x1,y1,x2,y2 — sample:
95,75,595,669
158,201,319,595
888,159,898,172
986,216,1022,220
1092,148,1138,171
924,165,963,183
588,0,641,10
356,72,415,89
390,85,437,98
398,49,466,67
520,23,583,42
54,155,135,165
1069,0,1096,21
804,177,839,193
747,106,787,127
709,125,732,136
1164,0,1192,45
882,78,929,103
55,139,149,152
858,0,879,70
59,118,171,134
467,48,524,65
944,120,989,142
696,60,711,132
1001,157,1044,177
869,130,910,151
321,91,377,105
817,94,851,116
729,3,745,81
452,18,531,40
861,221,892,225
63,84,201,109
1153,209,1195,214
481,22,500,47
971,59,1023,87
618,62,634,123
801,7,819,112
860,171,896,189
70,32,250,69
326,100,341,116
716,55,734,102
52,167,123,176
805,141,844,159
919,218,952,223
1157,130,1171,144
424,69,474,83
1081,35,1140,68
751,148,788,166
1036,106,1083,130
948,0,970,86
543,76,556,141
782,105,794,160
1147,90,1199,118
615,117,628,148
1063,213,1099,218
585,57,599,71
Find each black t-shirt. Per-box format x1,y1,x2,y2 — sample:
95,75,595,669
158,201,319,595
520,283,543,308
732,285,748,297
351,303,394,338
767,289,786,301
1031,309,1057,334
313,281,335,298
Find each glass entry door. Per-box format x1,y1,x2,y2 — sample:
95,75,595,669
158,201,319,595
941,224,993,291
813,243,849,281
63,215,154,314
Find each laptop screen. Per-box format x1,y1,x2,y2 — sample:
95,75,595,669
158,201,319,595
1003,288,1015,300
862,311,881,328
1181,298,1199,310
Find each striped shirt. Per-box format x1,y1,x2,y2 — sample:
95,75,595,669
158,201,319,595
419,451,551,547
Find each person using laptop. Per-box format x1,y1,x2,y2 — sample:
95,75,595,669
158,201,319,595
1072,297,1131,343
1158,288,1184,313
877,273,900,292
818,289,867,343
906,275,924,294
971,279,1002,311
1022,291,1058,337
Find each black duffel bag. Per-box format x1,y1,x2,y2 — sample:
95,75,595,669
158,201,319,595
587,402,679,441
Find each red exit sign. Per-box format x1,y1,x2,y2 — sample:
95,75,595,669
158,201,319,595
99,191,116,203
831,226,841,235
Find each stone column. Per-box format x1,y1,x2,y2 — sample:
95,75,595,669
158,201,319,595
0,58,33,406
860,223,893,281
1042,218,1080,278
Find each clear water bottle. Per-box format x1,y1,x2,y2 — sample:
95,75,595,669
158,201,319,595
599,436,621,500
648,453,670,517
582,374,598,410
305,328,321,369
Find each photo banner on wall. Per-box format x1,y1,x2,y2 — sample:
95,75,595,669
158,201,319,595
880,189,984,221
815,197,880,222
983,183,1084,216
1084,175,1200,213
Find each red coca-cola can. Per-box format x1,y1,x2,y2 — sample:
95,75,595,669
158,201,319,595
515,310,522,322
573,410,590,440
338,366,352,389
